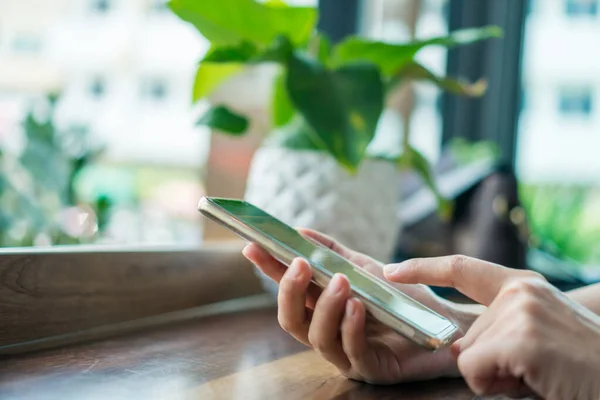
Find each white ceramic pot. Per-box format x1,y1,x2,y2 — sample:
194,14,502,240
244,147,401,295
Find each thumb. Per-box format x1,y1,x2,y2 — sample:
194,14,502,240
450,338,463,360
383,256,523,306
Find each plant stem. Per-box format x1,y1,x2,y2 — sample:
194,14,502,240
308,33,320,59
402,110,411,147
401,0,421,153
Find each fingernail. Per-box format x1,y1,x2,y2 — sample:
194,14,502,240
242,243,251,254
327,273,344,294
346,299,356,317
384,264,400,276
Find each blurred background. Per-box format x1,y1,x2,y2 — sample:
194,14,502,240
1,0,599,277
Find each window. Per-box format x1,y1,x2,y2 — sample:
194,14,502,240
360,0,449,162
140,78,169,102
520,88,527,113
150,0,169,13
11,33,42,54
90,0,111,14
565,0,598,17
527,0,535,15
89,77,107,99
517,3,600,270
558,87,593,117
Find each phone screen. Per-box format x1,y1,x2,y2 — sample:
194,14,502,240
211,198,454,337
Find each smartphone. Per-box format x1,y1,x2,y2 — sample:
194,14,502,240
198,196,458,350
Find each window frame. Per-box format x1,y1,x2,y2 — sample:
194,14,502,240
565,0,599,17
0,243,263,354
558,86,594,117
442,0,527,167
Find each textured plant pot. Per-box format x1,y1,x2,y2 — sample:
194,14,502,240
244,147,401,296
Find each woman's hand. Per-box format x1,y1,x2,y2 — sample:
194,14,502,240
385,256,600,399
243,229,480,384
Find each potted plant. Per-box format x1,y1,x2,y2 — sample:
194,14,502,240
168,0,500,266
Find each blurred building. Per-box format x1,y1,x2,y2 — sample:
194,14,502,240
517,0,600,183
0,0,210,166
362,0,449,163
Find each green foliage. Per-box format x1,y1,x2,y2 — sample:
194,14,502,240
397,147,452,219
169,0,501,204
272,70,295,127
197,105,249,134
395,62,487,96
168,0,316,46
202,41,259,63
202,35,294,64
331,26,502,76
265,116,323,150
95,194,112,232
447,138,500,165
0,95,108,247
192,62,243,102
314,32,332,64
521,185,600,266
286,55,384,170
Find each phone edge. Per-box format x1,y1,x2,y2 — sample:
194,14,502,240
197,197,458,350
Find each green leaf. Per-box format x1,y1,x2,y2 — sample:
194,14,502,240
202,36,293,64
271,70,295,127
260,35,294,63
192,62,243,102
332,38,414,76
196,105,249,135
168,0,317,46
202,41,259,63
398,147,452,219
413,25,503,48
332,26,502,76
397,62,488,97
264,0,286,7
286,55,384,170
265,116,324,151
447,138,500,165
20,113,71,200
307,32,332,64
317,34,332,64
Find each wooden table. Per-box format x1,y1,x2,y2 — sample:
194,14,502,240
0,304,497,400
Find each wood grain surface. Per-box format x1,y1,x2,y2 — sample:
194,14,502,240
0,305,518,400
0,244,263,350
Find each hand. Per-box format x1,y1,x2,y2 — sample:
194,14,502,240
243,229,480,384
385,255,600,399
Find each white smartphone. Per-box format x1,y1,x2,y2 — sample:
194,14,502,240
198,196,458,350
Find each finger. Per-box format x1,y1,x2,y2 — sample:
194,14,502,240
243,243,286,282
458,340,504,395
458,338,530,397
450,338,462,360
384,255,536,306
307,274,352,371
341,298,368,366
244,244,321,307
277,258,314,346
